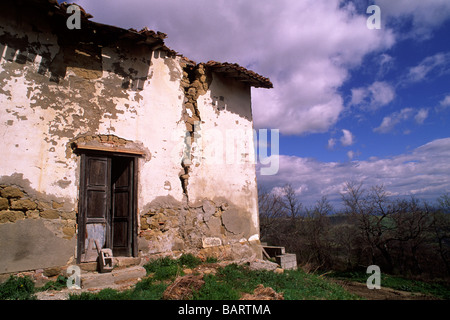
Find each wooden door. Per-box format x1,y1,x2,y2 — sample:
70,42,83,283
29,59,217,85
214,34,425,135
77,153,136,263
111,157,134,257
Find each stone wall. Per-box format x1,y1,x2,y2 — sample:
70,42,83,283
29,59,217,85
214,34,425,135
138,197,261,261
0,185,76,274
0,185,76,238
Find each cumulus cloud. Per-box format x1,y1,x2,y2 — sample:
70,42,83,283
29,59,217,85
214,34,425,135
414,108,429,124
350,81,396,110
405,52,450,83
439,95,450,108
374,108,414,133
374,108,429,133
375,0,450,39
257,138,450,208
327,138,336,150
347,150,355,160
340,129,354,147
76,0,395,136
375,53,395,77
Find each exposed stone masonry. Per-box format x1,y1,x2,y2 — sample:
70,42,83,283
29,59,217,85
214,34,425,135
0,185,76,240
178,62,212,199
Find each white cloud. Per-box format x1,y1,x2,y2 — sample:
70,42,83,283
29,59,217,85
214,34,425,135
347,150,355,160
374,108,430,133
435,95,450,112
374,108,414,133
350,81,396,110
375,0,450,39
414,108,429,124
405,52,450,83
376,53,395,77
369,81,396,107
257,138,450,208
76,0,395,136
340,129,354,147
440,95,450,108
350,87,368,106
327,138,336,149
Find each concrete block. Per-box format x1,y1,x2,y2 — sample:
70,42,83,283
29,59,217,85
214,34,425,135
276,253,297,270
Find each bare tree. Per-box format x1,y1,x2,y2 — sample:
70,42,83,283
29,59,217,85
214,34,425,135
341,182,396,271
303,196,333,269
259,181,450,277
431,194,450,274
341,181,366,216
258,186,286,244
340,181,375,265
281,183,303,222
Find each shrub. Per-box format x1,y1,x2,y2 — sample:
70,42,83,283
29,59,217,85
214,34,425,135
0,275,36,300
38,275,67,292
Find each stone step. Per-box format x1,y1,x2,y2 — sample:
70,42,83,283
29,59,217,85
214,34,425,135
77,256,143,273
113,256,143,269
80,266,146,290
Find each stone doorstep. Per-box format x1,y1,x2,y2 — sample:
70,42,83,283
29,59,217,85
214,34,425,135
77,256,143,272
80,266,147,290
113,256,143,269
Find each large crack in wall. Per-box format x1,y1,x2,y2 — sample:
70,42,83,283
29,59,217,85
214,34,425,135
178,62,212,201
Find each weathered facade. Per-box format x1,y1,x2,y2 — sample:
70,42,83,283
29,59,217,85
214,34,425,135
0,0,272,276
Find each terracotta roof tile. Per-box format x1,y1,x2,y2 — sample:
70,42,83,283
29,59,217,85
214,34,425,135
205,61,273,89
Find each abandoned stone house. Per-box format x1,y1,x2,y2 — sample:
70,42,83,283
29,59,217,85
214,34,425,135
0,0,273,276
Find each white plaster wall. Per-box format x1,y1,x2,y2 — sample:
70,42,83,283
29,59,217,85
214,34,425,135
189,73,260,238
133,51,187,207
0,23,73,200
0,20,186,209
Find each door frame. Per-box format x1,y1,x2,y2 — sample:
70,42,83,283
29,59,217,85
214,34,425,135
76,151,139,264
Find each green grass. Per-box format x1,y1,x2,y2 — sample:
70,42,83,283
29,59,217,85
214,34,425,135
70,254,202,300
329,270,450,300
192,263,359,300
178,254,203,269
142,254,203,281
0,254,362,300
0,275,37,300
68,258,359,300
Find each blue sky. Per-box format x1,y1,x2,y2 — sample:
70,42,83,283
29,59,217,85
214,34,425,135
73,0,450,208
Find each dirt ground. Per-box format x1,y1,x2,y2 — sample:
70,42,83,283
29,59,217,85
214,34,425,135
331,279,440,300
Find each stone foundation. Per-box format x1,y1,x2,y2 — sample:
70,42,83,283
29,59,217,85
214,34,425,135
137,197,261,261
0,185,76,239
